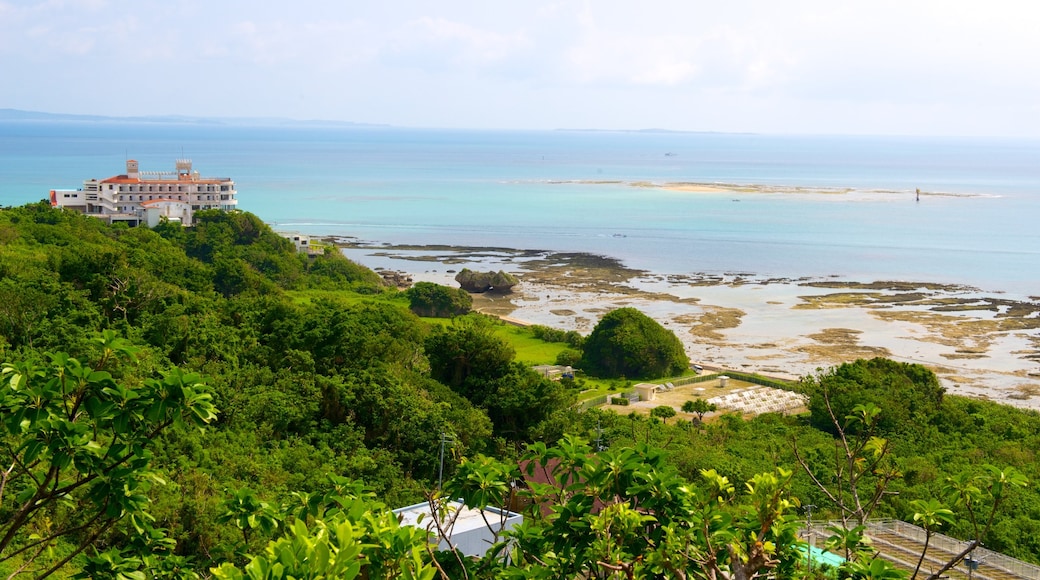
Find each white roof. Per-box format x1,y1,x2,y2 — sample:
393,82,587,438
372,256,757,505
394,500,520,536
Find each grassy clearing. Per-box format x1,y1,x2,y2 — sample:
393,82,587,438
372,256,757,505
569,370,706,402
285,288,406,308
571,377,638,401
491,323,569,365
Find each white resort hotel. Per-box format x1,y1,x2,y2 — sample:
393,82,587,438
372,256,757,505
50,159,237,227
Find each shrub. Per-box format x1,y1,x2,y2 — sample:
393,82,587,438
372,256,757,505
581,307,689,379
555,348,583,367
802,357,945,435
405,281,472,318
651,405,677,422
531,324,565,342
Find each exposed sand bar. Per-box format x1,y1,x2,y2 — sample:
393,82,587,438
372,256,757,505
334,241,1040,411
548,180,989,198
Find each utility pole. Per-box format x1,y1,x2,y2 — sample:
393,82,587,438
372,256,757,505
438,433,455,491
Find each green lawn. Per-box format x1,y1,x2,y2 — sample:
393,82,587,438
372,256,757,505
285,288,406,308
490,323,569,365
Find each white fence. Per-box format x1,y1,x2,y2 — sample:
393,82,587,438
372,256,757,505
805,519,1040,579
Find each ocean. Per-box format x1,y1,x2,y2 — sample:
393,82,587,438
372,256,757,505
2,120,1039,297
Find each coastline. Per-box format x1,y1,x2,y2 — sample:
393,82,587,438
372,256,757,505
334,239,1040,411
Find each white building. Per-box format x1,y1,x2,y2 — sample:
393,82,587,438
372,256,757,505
393,500,522,558
50,159,237,227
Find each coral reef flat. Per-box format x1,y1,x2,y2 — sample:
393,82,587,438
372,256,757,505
338,241,1040,410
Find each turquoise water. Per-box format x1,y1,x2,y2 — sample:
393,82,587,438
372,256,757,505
800,544,846,569
2,121,1039,296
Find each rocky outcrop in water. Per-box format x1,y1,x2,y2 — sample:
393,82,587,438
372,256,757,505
455,268,519,293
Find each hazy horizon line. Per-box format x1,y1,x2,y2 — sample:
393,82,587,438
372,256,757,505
2,108,1035,141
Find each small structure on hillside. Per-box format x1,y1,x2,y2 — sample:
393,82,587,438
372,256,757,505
281,232,311,253
517,457,607,517
394,500,522,558
278,232,325,256
532,365,574,380
634,383,658,402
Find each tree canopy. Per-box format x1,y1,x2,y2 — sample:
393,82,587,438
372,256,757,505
801,357,946,435
580,307,689,379
404,281,472,318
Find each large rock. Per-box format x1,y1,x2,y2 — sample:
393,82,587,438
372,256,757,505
455,268,519,294
378,270,413,288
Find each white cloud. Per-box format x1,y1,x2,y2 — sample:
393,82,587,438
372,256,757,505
224,18,378,69
1,0,1039,135
405,18,528,62
559,16,796,92
564,31,697,86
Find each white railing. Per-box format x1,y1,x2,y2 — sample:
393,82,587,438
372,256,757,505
805,519,1040,579
868,520,1040,579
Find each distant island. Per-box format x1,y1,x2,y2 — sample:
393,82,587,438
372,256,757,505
0,108,753,134
555,127,755,135
0,108,390,128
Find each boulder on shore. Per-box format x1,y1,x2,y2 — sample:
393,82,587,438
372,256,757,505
379,270,413,288
455,268,519,294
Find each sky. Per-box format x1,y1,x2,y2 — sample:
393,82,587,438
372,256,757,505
2,0,1039,137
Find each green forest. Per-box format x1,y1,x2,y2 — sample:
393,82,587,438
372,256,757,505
1,203,1039,579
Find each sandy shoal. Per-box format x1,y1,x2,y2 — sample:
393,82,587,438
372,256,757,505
648,183,735,194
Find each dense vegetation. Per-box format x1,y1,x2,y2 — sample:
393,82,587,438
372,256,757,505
405,281,472,318
580,307,690,379
1,203,1039,578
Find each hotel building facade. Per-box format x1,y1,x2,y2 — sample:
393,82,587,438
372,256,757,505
50,159,237,227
